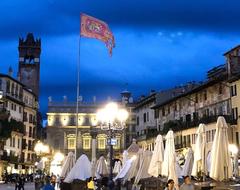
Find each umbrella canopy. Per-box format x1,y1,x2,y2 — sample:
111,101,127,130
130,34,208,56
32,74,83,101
113,161,122,174
64,154,91,183
181,148,194,177
162,130,179,189
125,149,143,181
148,134,164,177
122,150,128,165
127,139,139,157
210,116,232,181
96,156,108,176
114,158,134,181
60,152,76,179
192,123,207,177
134,150,152,184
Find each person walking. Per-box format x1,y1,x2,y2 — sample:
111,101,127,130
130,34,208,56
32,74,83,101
164,179,177,190
180,176,195,190
42,177,55,190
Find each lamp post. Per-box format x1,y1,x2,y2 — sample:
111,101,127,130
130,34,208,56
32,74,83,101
97,102,128,188
34,141,50,173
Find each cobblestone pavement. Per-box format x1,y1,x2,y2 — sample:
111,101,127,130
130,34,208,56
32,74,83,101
0,182,34,190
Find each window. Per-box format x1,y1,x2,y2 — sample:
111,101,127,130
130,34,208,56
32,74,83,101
195,94,198,103
18,139,20,149
23,112,27,122
162,107,165,116
168,106,170,114
0,79,2,90
113,138,121,150
29,127,32,137
68,138,76,149
12,136,15,147
98,138,106,149
143,113,146,122
219,84,223,94
136,116,139,125
232,107,238,120
29,114,33,123
83,138,91,150
146,112,149,121
154,110,159,119
236,132,239,145
19,107,22,113
231,85,237,97
203,90,207,101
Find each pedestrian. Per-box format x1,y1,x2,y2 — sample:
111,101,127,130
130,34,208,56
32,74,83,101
164,179,177,190
15,176,19,190
42,177,55,190
18,175,25,190
87,177,95,190
180,176,195,190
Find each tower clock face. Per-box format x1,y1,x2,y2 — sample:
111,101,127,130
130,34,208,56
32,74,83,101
22,68,34,80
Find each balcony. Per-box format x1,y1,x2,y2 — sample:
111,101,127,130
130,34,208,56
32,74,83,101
162,114,236,134
0,108,10,120
137,128,158,141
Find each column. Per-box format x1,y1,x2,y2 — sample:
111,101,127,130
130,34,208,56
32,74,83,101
90,129,98,162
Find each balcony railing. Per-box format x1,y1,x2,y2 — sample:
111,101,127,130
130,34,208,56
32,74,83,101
162,114,236,135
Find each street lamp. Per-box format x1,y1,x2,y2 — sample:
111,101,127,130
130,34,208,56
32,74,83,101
97,102,128,188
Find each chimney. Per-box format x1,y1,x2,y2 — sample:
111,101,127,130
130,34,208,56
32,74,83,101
8,66,13,77
93,96,96,103
63,95,67,102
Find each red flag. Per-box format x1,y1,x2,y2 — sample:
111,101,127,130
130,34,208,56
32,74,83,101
80,13,115,56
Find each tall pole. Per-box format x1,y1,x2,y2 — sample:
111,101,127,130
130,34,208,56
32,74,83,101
75,35,81,160
108,123,114,189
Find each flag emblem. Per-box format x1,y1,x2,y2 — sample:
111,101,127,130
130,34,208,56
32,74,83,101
81,13,115,56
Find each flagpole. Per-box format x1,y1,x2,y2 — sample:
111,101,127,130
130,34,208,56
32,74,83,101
75,28,81,160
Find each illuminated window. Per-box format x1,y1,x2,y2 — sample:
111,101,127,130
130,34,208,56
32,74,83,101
113,138,121,150
68,138,76,149
98,138,106,150
83,138,91,150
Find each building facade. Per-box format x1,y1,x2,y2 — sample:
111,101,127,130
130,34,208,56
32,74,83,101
0,72,38,176
135,45,240,157
46,92,136,160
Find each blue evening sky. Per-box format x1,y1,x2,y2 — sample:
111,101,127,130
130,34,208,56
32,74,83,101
0,0,240,115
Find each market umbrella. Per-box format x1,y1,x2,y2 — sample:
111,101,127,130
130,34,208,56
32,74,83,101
64,154,91,183
122,150,128,165
191,123,207,177
134,150,153,185
60,152,76,179
96,156,108,176
181,148,194,177
162,130,179,189
148,134,164,177
210,116,232,181
113,161,122,174
125,149,143,181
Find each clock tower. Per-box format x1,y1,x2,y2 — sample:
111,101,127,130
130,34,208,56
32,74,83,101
18,33,41,98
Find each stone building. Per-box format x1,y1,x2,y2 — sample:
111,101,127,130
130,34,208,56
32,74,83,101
133,45,240,158
46,92,136,160
0,33,41,177
0,71,38,175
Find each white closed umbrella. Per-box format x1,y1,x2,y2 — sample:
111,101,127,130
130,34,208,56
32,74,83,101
182,148,194,177
122,150,128,165
162,130,179,189
113,161,122,174
96,156,108,176
60,152,75,179
134,150,152,185
210,116,233,181
64,154,91,183
114,158,133,181
192,123,207,177
125,149,143,181
148,134,164,177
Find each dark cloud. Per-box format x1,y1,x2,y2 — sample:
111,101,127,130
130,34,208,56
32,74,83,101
1,0,240,116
